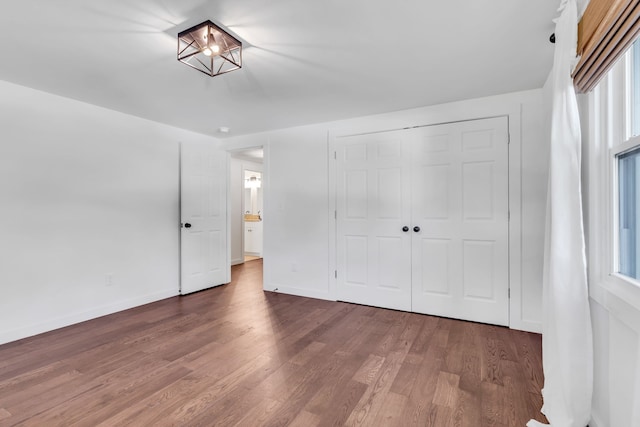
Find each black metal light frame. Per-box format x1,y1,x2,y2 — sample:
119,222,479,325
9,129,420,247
177,20,242,77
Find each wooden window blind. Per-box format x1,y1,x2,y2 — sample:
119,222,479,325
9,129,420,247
573,0,640,93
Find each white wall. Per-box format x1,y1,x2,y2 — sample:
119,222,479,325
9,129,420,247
224,89,549,332
589,297,640,427
0,80,220,345
265,135,330,298
229,158,263,265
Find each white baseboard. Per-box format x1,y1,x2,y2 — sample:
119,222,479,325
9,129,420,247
264,283,544,334
231,257,244,266
264,283,334,301
510,318,543,334
0,289,178,345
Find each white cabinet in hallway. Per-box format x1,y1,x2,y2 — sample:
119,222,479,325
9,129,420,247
244,221,263,255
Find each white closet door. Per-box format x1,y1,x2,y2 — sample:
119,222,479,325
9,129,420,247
180,142,230,294
411,117,509,325
336,131,412,311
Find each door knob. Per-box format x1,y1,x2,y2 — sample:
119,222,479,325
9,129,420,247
402,226,409,232
413,226,420,232
184,223,192,228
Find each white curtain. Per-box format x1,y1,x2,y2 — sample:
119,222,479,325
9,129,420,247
527,1,593,426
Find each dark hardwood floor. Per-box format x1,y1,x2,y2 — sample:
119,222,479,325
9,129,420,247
0,259,546,426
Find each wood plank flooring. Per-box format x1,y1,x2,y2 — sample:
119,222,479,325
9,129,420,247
0,259,547,426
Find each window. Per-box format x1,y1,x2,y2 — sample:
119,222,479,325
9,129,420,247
585,0,640,327
632,40,640,137
614,39,640,282
585,29,640,307
617,144,640,279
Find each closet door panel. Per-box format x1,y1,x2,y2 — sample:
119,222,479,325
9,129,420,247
411,117,509,326
336,131,412,311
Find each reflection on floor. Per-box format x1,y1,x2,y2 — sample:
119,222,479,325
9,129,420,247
244,255,261,262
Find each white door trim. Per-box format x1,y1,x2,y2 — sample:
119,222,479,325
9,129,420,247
227,144,267,265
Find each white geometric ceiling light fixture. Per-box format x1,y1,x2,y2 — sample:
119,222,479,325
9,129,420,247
177,20,242,77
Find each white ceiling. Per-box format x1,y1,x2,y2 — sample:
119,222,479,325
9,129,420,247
0,1,560,138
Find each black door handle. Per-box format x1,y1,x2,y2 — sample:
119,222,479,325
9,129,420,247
402,226,409,232
413,226,420,232
184,223,192,228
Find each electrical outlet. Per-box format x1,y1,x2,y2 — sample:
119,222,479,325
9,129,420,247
105,274,114,287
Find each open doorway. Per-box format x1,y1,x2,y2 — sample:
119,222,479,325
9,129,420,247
243,169,262,261
229,147,264,265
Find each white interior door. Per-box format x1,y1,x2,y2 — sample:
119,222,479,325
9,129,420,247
410,117,510,325
335,116,509,326
181,142,230,294
336,131,412,311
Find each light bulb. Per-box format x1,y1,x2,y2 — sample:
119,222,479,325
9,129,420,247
211,44,220,54
203,48,212,56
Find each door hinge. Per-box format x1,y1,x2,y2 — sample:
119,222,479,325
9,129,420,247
335,270,337,278
508,288,511,298
334,151,337,159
